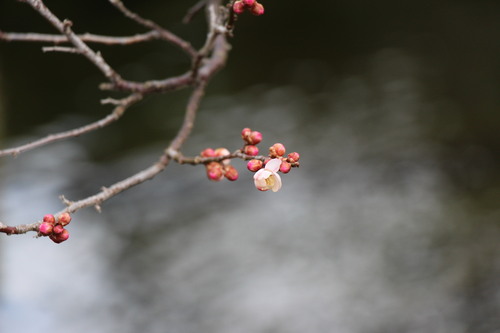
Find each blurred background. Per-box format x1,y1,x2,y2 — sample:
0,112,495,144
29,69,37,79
0,1,499,332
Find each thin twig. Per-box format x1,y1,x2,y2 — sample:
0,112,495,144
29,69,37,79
21,0,123,85
99,72,194,93
183,0,207,24
0,94,142,157
0,31,162,45
167,149,300,167
108,0,197,58
42,46,80,53
169,84,208,152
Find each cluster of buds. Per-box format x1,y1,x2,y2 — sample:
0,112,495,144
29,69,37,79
233,0,264,16
199,128,299,192
241,127,262,156
202,147,239,181
243,128,300,192
38,213,71,244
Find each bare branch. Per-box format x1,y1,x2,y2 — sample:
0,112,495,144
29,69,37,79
57,155,171,217
0,0,239,237
42,46,80,54
168,149,300,166
183,0,207,24
0,30,162,45
108,0,197,58
99,72,194,93
22,0,123,84
168,83,208,152
0,221,39,235
0,94,142,157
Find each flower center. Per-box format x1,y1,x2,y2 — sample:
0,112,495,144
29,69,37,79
265,175,275,187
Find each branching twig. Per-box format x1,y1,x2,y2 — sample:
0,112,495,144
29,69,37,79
108,0,197,58
0,0,232,236
22,0,123,85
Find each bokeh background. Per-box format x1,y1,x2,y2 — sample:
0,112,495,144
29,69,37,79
0,1,499,332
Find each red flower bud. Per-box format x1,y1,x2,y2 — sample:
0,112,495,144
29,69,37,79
233,1,245,14
247,159,263,172
201,148,216,157
250,2,264,16
243,0,256,6
248,131,263,145
279,161,292,174
53,224,64,235
243,145,259,156
214,147,230,157
269,143,286,157
287,152,300,163
224,165,239,181
50,229,69,244
241,127,252,139
58,212,72,226
39,222,53,236
43,214,56,225
206,162,224,181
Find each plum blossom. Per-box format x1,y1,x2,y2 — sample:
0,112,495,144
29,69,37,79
253,158,282,192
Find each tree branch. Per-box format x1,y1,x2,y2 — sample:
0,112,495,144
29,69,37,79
0,93,142,157
0,30,162,45
21,0,123,84
108,0,197,58
0,0,232,236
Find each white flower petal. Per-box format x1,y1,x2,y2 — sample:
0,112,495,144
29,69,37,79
254,169,272,180
270,173,282,192
265,159,282,172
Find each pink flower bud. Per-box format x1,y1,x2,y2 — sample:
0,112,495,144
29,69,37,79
206,162,224,181
53,224,64,235
241,127,252,139
201,148,216,157
243,0,256,6
248,131,263,145
39,222,54,236
243,145,259,156
269,143,286,157
50,229,69,244
214,147,230,157
287,152,300,163
250,2,264,16
58,212,72,226
279,161,292,174
215,147,231,165
224,165,239,181
233,1,245,14
247,159,263,172
43,214,56,225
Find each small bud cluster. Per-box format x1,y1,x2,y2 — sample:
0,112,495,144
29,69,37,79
199,128,299,192
241,127,262,157
245,138,300,176
242,128,300,192
38,213,71,244
233,0,265,16
202,147,239,181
